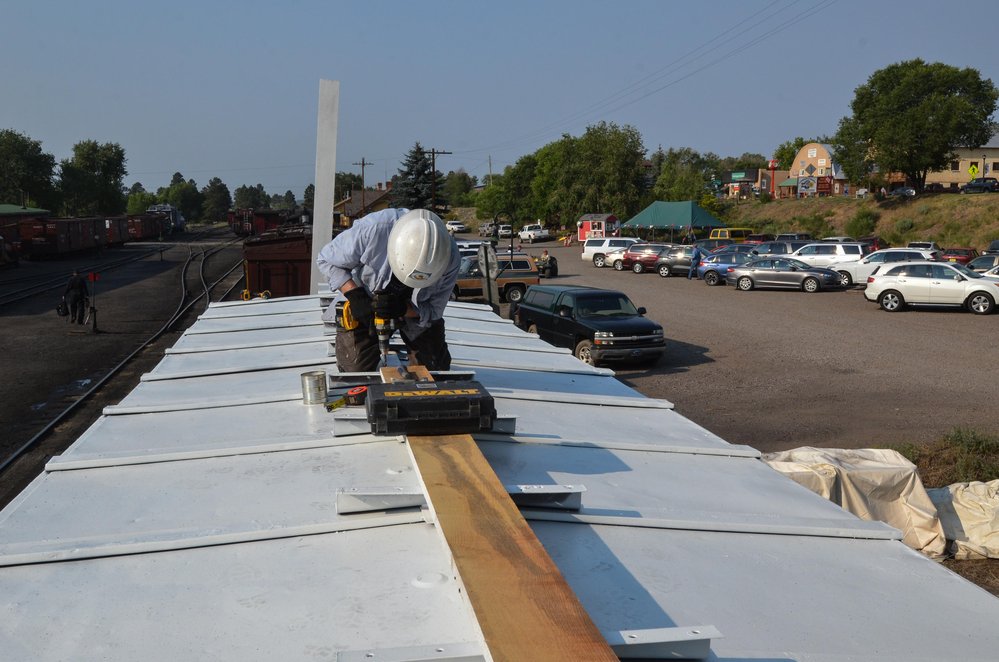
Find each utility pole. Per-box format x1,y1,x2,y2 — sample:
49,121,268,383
488,156,493,187
421,147,451,213
352,157,370,217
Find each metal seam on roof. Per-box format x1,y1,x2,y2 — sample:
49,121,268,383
103,393,303,414
488,388,672,408
139,357,337,381
0,513,428,567
521,509,901,540
473,433,759,457
45,434,399,471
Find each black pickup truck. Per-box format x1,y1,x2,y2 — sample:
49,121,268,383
512,285,666,366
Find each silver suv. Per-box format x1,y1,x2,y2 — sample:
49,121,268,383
581,237,638,267
830,247,940,287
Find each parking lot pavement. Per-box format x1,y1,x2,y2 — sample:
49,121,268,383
529,241,999,453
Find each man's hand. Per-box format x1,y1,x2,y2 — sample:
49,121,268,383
372,292,407,320
343,288,374,327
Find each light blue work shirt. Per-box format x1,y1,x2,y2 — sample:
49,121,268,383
316,208,460,332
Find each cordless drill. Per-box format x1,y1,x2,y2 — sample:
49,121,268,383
374,313,393,367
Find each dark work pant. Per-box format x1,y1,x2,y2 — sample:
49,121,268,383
68,296,86,324
335,318,451,372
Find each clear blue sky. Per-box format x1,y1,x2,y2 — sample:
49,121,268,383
3,0,996,198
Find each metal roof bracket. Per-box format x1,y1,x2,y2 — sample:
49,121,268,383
602,625,722,660
336,487,426,514
336,641,485,661
506,483,585,510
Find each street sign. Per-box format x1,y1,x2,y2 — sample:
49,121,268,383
969,164,979,177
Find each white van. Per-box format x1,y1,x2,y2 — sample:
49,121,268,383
581,237,638,267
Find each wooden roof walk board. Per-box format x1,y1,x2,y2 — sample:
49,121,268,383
382,366,617,662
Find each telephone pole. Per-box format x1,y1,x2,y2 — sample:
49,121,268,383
352,157,370,216
421,147,451,213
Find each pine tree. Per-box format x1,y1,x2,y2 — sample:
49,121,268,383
391,142,436,210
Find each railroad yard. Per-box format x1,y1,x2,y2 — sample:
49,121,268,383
0,225,244,505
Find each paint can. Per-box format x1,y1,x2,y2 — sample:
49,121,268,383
301,370,327,404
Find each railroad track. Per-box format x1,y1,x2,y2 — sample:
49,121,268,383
0,231,245,481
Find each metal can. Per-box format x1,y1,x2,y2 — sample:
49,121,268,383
300,370,328,404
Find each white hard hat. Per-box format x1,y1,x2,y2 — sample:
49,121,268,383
387,209,453,288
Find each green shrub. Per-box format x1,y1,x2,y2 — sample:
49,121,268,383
845,208,880,238
894,218,915,234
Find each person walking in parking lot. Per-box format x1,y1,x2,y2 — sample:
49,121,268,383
688,246,702,280
63,269,89,324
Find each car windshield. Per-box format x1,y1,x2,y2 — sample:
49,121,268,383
576,294,639,317
458,257,478,276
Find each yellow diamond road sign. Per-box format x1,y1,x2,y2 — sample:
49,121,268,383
969,164,979,177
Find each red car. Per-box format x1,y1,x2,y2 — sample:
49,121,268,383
615,243,673,273
939,247,979,264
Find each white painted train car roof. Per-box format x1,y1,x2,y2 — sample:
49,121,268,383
2,295,999,661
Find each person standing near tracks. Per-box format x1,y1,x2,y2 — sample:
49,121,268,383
63,270,89,325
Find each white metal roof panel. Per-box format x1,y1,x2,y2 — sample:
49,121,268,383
0,525,482,660
55,401,344,465
479,441,895,538
0,442,417,564
4,295,999,661
538,522,999,661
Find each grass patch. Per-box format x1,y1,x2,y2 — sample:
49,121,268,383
888,428,999,487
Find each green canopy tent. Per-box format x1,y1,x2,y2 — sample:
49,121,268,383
622,201,725,242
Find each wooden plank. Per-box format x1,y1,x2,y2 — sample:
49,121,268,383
382,367,616,662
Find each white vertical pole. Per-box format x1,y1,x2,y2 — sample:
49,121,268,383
310,79,340,294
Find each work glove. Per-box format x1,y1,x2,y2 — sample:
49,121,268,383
372,291,408,320
343,288,374,328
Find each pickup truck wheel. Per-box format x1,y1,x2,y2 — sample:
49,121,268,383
658,264,671,278
593,254,606,268
574,339,595,365
632,263,644,274
613,260,624,271
505,285,525,303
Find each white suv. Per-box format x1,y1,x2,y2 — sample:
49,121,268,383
791,242,867,267
865,261,999,314
581,237,638,267
830,248,940,287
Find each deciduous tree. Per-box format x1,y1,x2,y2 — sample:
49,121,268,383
834,59,998,189
0,129,58,209
58,140,127,215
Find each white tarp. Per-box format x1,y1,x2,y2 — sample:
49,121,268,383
763,447,946,558
928,480,999,560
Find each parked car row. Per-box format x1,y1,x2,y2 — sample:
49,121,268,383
583,236,999,316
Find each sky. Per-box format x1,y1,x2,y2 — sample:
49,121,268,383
3,0,998,199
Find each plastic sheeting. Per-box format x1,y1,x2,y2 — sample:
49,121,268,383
763,447,946,558
928,480,999,560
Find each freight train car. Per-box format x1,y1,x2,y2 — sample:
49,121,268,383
104,216,130,246
126,215,164,241
228,208,297,237
242,227,314,298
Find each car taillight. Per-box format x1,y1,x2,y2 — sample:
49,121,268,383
726,267,734,273
867,276,875,283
